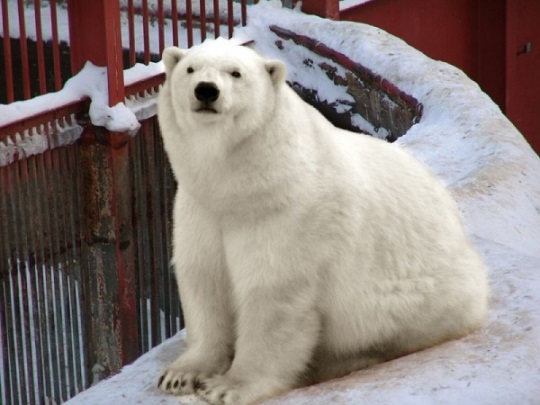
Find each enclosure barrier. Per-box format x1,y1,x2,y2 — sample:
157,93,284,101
0,1,256,404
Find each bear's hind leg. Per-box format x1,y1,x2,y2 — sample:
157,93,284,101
307,349,387,385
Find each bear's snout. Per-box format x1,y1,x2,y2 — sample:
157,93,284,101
195,82,220,103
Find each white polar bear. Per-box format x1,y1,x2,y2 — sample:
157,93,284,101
156,38,488,405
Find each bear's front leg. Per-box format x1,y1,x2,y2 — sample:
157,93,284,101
196,226,321,405
158,192,234,396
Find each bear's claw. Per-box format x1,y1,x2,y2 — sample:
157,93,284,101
158,368,209,396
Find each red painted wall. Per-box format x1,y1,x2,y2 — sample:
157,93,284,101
476,0,506,109
340,0,540,154
340,0,479,79
505,0,540,153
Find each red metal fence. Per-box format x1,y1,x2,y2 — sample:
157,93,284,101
0,0,254,104
0,1,258,404
1,0,68,104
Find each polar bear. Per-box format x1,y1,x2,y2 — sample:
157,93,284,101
156,38,488,405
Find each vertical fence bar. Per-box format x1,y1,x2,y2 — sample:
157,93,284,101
0,175,5,405
171,0,178,46
45,144,66,400
213,0,220,38
59,139,84,398
142,0,150,64
155,124,170,339
51,146,71,400
131,127,150,352
16,0,31,99
49,0,63,91
35,149,61,402
103,1,125,106
158,0,165,55
241,0,247,26
0,163,14,405
7,161,30,405
19,153,43,405
227,0,234,38
2,0,15,103
19,157,36,404
142,122,160,346
64,141,86,395
199,0,206,41
5,164,19,404
0,298,8,405
26,152,50,403
154,124,177,338
186,0,193,47
128,0,136,67
2,256,16,405
33,0,47,95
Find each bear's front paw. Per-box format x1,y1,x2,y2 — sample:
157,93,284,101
195,375,242,405
158,367,211,396
195,374,284,405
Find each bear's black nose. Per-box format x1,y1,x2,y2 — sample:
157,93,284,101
195,82,220,103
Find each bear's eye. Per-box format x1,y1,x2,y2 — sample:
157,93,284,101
187,67,194,74
231,71,241,79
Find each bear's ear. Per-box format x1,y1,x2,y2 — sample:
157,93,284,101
162,47,186,77
265,60,287,86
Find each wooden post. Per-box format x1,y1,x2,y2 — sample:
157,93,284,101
67,0,139,379
301,0,340,19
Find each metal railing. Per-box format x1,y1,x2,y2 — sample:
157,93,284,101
0,0,69,104
1,132,86,403
0,0,255,104
0,1,257,404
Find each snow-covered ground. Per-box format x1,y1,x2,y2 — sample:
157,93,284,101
47,2,540,404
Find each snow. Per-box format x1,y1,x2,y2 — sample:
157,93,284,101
0,61,167,166
339,0,375,11
18,1,540,404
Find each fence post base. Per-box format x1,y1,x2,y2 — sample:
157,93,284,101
79,125,139,379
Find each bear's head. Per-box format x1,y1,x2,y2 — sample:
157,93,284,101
161,39,286,132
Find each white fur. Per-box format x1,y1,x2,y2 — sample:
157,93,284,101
157,39,488,405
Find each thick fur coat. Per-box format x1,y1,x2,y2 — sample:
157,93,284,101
157,39,488,405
